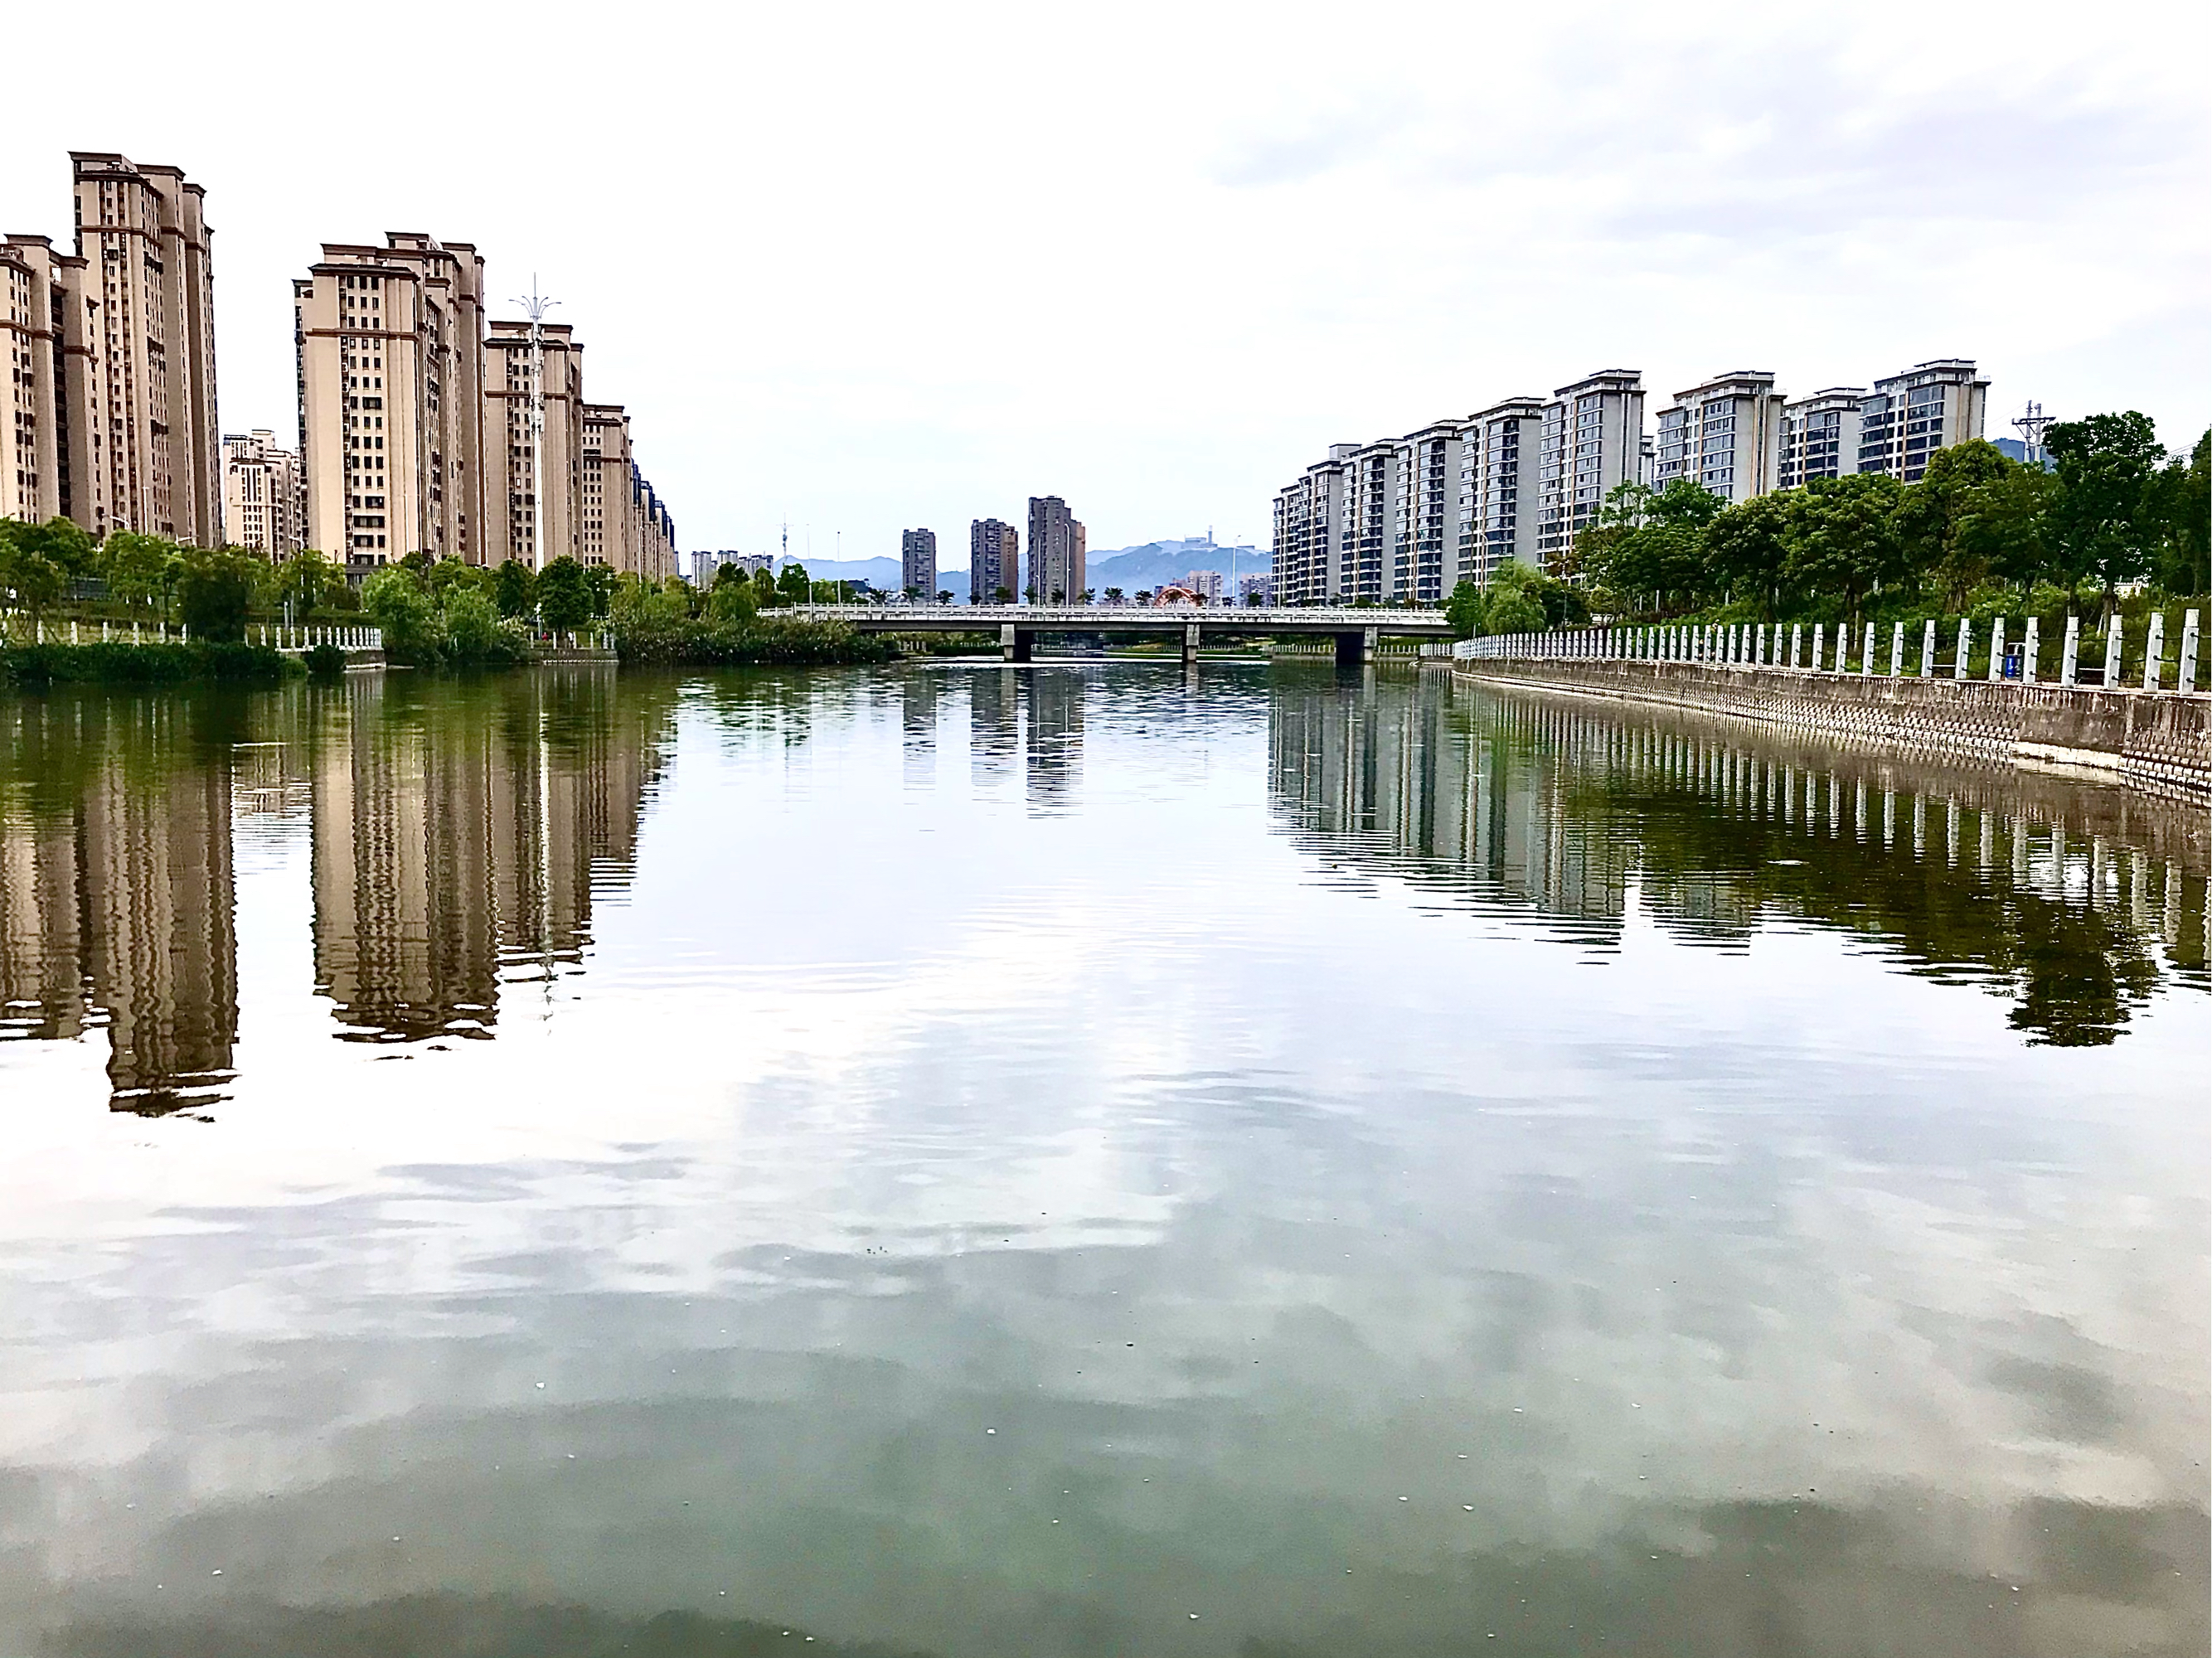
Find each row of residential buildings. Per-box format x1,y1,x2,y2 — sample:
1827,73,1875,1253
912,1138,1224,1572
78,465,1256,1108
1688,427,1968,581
2,152,676,576
1271,360,1990,607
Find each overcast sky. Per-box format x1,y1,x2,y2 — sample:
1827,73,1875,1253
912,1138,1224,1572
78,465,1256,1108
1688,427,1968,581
3,0,2204,561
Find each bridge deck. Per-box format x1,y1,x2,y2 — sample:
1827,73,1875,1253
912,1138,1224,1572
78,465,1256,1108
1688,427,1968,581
788,605,1451,635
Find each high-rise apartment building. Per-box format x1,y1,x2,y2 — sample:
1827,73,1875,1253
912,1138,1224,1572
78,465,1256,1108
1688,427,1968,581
221,429,303,555
295,234,488,565
1270,446,1352,606
1652,371,1784,505
1855,359,1988,482
1458,399,1544,587
1778,389,1867,488
632,468,676,579
970,517,1019,604
1026,497,1084,603
3,154,221,545
901,527,938,597
483,318,585,569
1535,370,1645,573
1399,421,1460,604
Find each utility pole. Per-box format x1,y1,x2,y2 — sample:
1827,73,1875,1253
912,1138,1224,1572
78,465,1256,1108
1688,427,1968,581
512,278,560,570
2012,400,2054,468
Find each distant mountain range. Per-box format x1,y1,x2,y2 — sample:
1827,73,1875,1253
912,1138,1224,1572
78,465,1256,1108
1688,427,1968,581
748,537,1265,604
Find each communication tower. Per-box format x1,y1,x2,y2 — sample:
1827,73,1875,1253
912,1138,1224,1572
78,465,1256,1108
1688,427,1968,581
2012,400,2054,468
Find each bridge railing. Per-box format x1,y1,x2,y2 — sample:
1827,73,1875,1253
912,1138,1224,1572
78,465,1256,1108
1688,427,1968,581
788,604,1450,628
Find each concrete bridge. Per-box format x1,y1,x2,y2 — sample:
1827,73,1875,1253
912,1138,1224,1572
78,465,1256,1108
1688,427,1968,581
788,604,1453,665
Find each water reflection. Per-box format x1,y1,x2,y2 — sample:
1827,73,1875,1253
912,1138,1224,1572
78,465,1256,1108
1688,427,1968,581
0,671,672,1100
0,663,2204,1658
1270,673,2207,1044
308,671,672,1041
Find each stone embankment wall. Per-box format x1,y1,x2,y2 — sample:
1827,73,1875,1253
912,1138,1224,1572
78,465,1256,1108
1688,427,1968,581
1449,657,2211,798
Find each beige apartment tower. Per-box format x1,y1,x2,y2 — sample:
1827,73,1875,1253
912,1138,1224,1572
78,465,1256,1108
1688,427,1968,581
295,234,488,565
221,429,303,555
483,318,585,569
4,153,221,545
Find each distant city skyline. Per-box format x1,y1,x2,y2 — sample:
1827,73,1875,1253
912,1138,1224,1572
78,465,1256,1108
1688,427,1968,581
2,0,2201,560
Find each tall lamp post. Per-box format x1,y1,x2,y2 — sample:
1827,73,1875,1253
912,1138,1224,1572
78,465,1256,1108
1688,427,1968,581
512,278,559,570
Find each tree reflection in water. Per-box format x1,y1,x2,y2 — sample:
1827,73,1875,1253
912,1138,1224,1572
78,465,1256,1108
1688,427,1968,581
1269,672,2205,1046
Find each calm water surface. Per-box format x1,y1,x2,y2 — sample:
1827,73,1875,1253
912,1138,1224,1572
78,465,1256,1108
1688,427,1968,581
1,662,2205,1657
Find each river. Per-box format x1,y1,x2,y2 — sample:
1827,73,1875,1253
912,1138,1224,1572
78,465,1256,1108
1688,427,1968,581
1,662,2204,1656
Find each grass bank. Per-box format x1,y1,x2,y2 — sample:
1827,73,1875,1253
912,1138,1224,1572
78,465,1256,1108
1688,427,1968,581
614,617,900,667
0,640,298,687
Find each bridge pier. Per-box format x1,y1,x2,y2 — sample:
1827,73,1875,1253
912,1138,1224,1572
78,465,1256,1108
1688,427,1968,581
1334,627,1376,667
1000,624,1034,663
1182,623,1201,667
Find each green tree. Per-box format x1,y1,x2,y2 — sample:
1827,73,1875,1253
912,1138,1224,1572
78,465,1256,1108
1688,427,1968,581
2151,429,2209,596
176,545,259,642
0,517,68,628
1484,589,1545,635
752,565,779,607
585,563,617,618
442,589,505,661
1576,480,1722,614
2045,411,2166,618
362,566,439,661
1782,473,1906,624
536,556,594,631
493,558,537,618
1489,558,1587,628
272,548,335,614
708,574,759,623
1894,439,2014,608
994,587,1013,605
100,531,178,608
1444,579,1485,639
1953,462,2061,598
1702,491,1793,620
775,562,812,606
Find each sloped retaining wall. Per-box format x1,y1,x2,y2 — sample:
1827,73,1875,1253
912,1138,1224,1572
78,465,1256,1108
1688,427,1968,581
1449,657,2211,798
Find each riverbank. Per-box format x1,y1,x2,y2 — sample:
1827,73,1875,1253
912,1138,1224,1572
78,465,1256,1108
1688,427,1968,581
1448,655,2211,797
0,640,298,687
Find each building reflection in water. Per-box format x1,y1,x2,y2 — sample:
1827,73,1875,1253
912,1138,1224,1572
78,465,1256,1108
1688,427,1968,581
0,696,240,1113
0,671,672,1104
1269,671,2208,1046
1021,668,1085,812
966,667,1020,791
310,670,671,1041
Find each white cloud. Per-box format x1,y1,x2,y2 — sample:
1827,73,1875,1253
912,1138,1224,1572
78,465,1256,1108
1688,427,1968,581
1,0,2201,558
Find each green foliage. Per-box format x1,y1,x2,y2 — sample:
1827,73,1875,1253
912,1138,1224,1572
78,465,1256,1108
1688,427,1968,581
775,562,812,606
1444,579,1484,640
1490,559,1588,628
2045,411,2165,608
1893,439,2011,608
99,531,180,608
1781,473,1906,623
2151,430,2209,597
303,642,347,677
707,575,759,624
494,559,537,618
1701,491,1792,619
442,589,507,661
1485,590,1546,634
0,640,294,686
362,566,439,660
613,615,900,667
537,556,595,631
176,545,260,642
272,548,337,614
1577,480,1726,612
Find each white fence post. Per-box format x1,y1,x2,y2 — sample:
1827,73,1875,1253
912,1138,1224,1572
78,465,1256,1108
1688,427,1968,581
1988,617,2006,681
1790,623,1802,669
1861,621,1875,676
1812,623,1825,672
2143,611,2166,690
2102,617,2123,687
2023,618,2040,684
2181,609,2201,693
2060,614,2080,686
1953,617,1972,680
1920,620,1937,677
1890,621,1904,676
